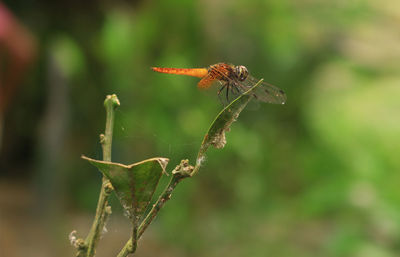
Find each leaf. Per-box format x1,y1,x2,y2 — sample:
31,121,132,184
82,156,169,221
194,79,264,172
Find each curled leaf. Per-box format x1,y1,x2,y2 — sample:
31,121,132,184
82,156,169,221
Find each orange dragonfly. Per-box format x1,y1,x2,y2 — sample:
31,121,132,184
152,63,286,105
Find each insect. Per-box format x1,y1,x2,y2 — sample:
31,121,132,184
152,63,287,105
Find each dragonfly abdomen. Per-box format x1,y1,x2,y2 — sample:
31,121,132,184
152,67,208,78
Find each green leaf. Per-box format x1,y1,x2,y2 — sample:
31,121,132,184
193,79,264,174
82,156,169,220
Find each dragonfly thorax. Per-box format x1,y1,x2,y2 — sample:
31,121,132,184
234,65,249,81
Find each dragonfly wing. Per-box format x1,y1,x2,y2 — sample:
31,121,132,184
197,73,217,89
241,76,287,104
208,66,287,105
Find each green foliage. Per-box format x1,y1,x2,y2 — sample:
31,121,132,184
5,0,400,256
194,79,264,174
82,156,168,220
75,79,263,255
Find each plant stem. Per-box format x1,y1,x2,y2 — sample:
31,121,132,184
84,94,120,257
102,94,119,162
130,220,138,256
117,160,192,257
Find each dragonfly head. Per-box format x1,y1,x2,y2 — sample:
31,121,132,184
234,65,249,81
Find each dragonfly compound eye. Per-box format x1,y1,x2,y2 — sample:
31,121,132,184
235,65,249,81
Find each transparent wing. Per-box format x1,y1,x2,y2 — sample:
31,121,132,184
197,73,217,89
216,80,244,106
209,66,287,105
241,76,287,104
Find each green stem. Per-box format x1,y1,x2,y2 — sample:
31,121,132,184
84,94,120,257
117,160,192,257
102,94,119,162
131,220,138,256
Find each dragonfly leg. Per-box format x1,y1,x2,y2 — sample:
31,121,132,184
217,83,227,103
232,83,240,94
217,83,227,96
225,84,230,102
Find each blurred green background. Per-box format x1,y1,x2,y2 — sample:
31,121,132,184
1,0,400,256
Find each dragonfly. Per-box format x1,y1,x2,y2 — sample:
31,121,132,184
152,63,286,105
